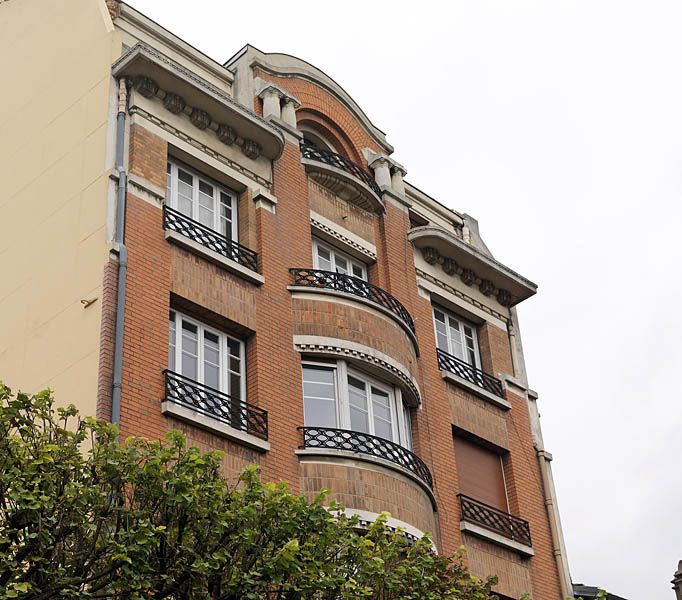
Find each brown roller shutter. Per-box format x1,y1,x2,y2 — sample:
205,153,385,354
453,435,508,511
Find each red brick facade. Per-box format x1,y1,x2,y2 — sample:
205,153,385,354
99,46,567,600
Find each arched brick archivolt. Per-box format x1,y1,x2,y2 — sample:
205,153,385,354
297,108,363,164
252,68,385,161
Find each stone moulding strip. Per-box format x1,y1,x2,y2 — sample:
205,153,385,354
310,211,377,261
415,269,509,323
292,335,421,407
128,106,271,189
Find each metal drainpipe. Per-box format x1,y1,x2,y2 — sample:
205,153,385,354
538,450,574,599
111,77,128,429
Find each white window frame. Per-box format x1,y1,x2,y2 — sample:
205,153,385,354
168,310,246,401
166,160,239,242
432,305,481,368
312,238,367,280
301,360,413,450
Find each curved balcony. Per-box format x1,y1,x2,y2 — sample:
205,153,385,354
298,426,433,489
300,141,383,213
290,269,415,334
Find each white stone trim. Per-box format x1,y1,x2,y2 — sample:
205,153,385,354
129,107,271,189
252,187,278,213
162,401,270,452
416,271,509,326
292,334,420,407
165,230,265,285
460,521,535,557
310,211,377,260
441,371,512,410
334,507,436,552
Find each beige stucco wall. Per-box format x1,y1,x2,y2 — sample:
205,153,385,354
0,0,121,415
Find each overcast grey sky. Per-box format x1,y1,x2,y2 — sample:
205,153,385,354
129,1,682,597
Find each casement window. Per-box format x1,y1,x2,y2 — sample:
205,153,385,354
312,238,367,280
453,435,508,511
301,362,412,449
168,310,244,400
432,305,480,367
166,161,238,241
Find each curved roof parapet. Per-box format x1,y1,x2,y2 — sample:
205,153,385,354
408,226,537,307
225,44,393,154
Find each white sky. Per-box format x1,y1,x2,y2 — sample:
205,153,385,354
129,1,682,597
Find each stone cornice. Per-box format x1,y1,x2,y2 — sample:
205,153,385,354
409,226,537,307
112,42,284,161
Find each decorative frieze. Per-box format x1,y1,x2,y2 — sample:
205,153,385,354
415,269,509,323
130,75,264,160
421,246,515,307
128,106,271,188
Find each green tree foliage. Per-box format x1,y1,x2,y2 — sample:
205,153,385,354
0,384,497,599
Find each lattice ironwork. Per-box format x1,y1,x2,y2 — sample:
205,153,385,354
436,348,504,398
300,141,382,197
163,205,258,272
298,426,433,489
164,370,268,440
458,494,532,547
290,268,415,333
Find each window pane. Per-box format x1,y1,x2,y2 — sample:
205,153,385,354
303,366,337,428
198,181,215,228
166,163,172,202
434,310,449,352
371,387,393,441
463,326,477,366
177,169,193,216
316,245,332,271
180,321,198,380
402,403,413,450
348,376,369,434
168,314,176,371
220,192,233,239
203,331,220,390
352,264,364,279
335,255,348,274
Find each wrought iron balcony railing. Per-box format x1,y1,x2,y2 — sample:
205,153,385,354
458,494,532,547
300,141,382,197
436,348,504,399
164,370,268,440
163,205,259,273
298,426,433,489
290,268,416,334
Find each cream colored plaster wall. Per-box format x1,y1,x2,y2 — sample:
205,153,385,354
0,0,121,415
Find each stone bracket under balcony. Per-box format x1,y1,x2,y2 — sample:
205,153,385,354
300,142,384,214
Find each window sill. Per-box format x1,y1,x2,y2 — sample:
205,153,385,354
441,370,511,410
460,520,534,557
162,401,270,452
165,230,265,286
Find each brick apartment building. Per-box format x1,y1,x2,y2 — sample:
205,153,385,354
0,1,573,597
